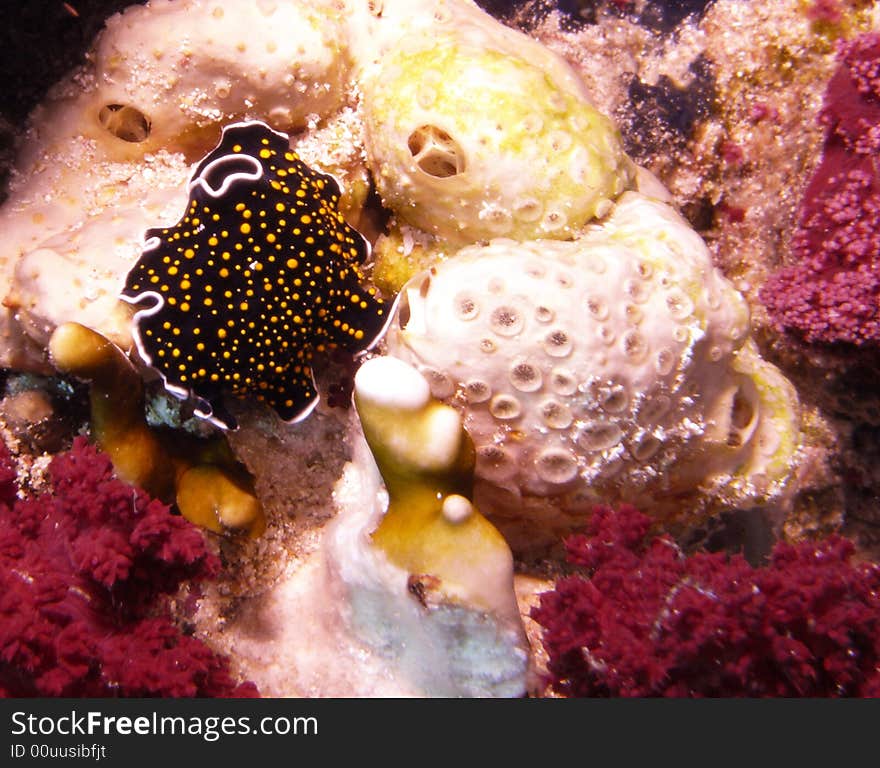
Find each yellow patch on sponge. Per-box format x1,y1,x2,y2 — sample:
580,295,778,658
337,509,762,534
354,355,516,614
49,322,265,537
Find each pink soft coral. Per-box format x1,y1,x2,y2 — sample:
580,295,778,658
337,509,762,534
0,436,257,698
531,505,880,697
761,33,880,345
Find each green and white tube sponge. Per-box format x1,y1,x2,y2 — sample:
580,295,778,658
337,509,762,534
385,192,801,552
326,355,529,697
359,7,634,247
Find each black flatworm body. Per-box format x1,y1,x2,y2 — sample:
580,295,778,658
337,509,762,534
122,121,389,429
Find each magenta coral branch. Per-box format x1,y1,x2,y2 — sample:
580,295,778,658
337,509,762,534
761,33,880,345
532,505,880,697
0,437,257,698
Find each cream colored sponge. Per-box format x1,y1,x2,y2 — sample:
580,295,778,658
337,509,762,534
386,192,801,550
361,27,633,246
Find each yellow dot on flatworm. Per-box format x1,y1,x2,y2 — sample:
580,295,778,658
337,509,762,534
208,236,218,246
184,248,195,259
240,222,251,235
259,148,272,159
286,258,298,269
240,302,249,311
217,328,227,339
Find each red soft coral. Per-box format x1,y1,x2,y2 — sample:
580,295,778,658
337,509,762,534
532,505,880,697
761,33,880,345
0,436,257,698
806,0,843,25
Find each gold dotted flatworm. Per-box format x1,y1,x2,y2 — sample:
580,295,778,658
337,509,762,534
122,121,389,429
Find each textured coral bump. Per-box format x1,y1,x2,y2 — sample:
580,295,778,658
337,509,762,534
761,32,880,345
0,437,258,697
531,505,880,697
